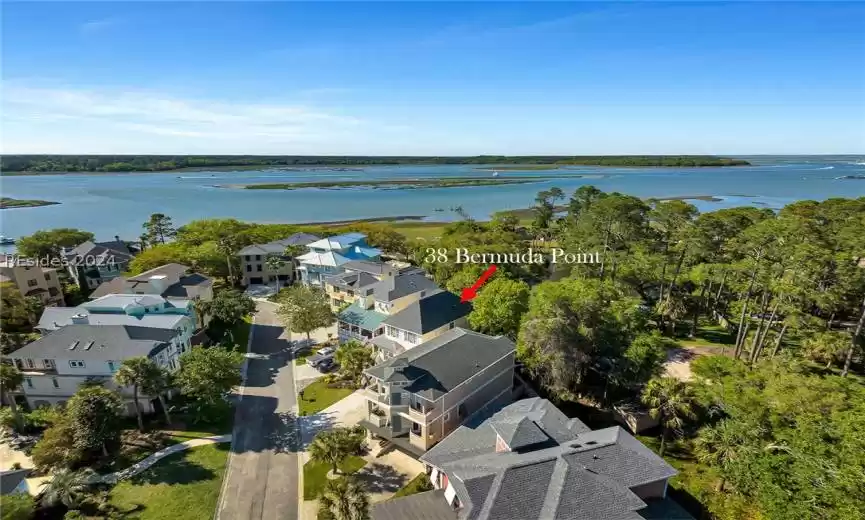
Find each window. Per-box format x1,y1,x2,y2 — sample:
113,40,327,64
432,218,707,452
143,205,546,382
51,378,59,388
27,279,38,287
245,255,252,261
255,255,261,261
256,264,262,272
44,273,51,281
443,411,451,422
25,377,33,388
449,322,455,330
386,326,398,337
404,331,419,344
108,361,116,372
69,360,86,368
246,264,252,272
25,359,34,369
43,359,55,369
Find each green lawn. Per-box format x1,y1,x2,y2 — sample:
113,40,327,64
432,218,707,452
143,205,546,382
392,473,433,499
298,380,355,416
387,221,447,242
108,444,230,520
303,455,367,500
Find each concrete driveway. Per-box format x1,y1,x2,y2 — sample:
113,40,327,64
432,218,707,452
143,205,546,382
216,301,301,520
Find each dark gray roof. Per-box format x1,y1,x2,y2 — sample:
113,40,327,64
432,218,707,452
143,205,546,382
11,324,177,361
90,265,212,299
236,233,320,256
382,291,470,334
372,490,458,520
372,271,439,302
325,270,380,291
64,240,134,266
365,328,515,400
0,469,30,495
419,398,677,520
343,260,396,276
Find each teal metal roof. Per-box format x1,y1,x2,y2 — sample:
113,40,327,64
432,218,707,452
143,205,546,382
338,301,387,331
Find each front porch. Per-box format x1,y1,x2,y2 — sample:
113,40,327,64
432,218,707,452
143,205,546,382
360,419,427,458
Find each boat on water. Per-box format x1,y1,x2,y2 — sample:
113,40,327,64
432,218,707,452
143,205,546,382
492,170,500,177
0,235,15,245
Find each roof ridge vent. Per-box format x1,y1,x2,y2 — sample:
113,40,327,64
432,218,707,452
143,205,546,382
84,341,95,351
68,341,79,350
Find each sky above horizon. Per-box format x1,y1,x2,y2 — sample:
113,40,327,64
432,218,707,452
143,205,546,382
2,1,864,155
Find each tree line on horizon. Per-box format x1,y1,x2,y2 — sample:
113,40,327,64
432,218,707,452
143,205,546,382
0,154,750,172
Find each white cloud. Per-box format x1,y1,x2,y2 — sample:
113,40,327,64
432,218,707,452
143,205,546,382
79,18,121,34
0,83,400,154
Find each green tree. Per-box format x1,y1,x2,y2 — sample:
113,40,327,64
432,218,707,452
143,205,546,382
1,283,44,334
177,347,243,404
39,468,97,509
15,228,94,259
1,492,35,520
802,331,849,369
277,285,334,340
127,243,189,274
66,386,123,457
113,357,162,432
334,341,374,386
143,366,174,425
31,415,83,471
318,477,370,520
199,289,256,342
308,426,367,476
641,376,696,456
265,254,286,290
143,213,176,244
467,277,530,338
616,332,669,388
694,419,759,492
0,364,25,432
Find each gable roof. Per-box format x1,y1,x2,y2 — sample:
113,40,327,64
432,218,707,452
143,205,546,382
89,266,212,299
365,328,515,400
420,398,677,520
338,301,388,331
372,271,439,302
307,232,367,250
325,270,380,291
372,490,458,520
236,233,320,256
64,240,134,266
11,324,177,361
342,260,396,276
382,291,470,334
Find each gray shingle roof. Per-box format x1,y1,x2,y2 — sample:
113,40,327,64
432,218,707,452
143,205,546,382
372,490,458,520
419,398,678,520
65,241,134,266
372,272,439,302
382,291,470,334
325,271,380,291
365,328,515,400
491,417,550,451
0,469,30,495
343,260,396,276
11,324,177,361
236,233,320,256
128,263,190,282
89,267,212,299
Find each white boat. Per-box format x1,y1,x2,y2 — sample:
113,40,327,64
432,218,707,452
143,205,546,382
0,235,15,245
492,170,500,177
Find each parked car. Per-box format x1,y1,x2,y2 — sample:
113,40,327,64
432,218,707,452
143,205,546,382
290,338,317,355
317,358,338,373
306,346,336,368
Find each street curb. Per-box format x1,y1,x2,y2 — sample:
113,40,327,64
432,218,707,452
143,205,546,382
290,331,306,520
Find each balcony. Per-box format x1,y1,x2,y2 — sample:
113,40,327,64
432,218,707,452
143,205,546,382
361,386,390,405
409,404,434,421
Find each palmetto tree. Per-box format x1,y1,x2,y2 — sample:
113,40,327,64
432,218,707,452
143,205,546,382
216,236,239,285
641,376,697,457
143,366,174,426
318,477,370,520
113,357,161,432
308,426,366,476
694,420,758,491
265,254,286,290
0,364,25,432
39,468,97,509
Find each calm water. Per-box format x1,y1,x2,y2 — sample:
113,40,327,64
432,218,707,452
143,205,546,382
1,156,863,245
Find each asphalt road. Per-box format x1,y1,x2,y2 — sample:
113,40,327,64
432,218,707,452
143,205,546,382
216,301,300,520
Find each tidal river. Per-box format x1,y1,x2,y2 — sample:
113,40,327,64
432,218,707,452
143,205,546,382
1,155,863,244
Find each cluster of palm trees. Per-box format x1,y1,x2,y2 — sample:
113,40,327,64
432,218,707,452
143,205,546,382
308,426,370,520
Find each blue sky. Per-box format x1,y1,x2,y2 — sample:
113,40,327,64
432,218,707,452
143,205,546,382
2,1,864,155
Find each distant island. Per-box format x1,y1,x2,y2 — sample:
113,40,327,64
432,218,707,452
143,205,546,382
0,197,60,209
229,176,567,190
0,154,750,173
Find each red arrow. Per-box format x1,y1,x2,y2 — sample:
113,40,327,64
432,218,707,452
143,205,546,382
460,265,498,303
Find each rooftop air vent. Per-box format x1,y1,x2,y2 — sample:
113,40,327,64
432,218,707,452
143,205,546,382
585,441,598,445
68,341,79,350
84,341,95,351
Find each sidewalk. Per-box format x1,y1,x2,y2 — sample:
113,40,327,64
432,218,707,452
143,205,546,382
97,434,232,484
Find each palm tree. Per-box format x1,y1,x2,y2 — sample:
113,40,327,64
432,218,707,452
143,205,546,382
39,468,97,509
143,366,174,426
694,420,757,492
216,236,238,285
308,427,366,476
334,341,374,386
0,364,25,432
192,296,211,330
265,254,286,291
318,477,370,520
113,357,161,432
641,376,697,457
